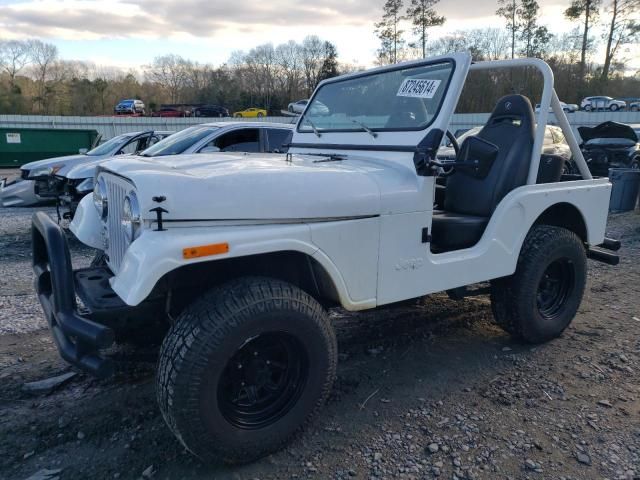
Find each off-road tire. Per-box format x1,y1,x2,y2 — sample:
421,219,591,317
156,277,337,465
490,225,587,343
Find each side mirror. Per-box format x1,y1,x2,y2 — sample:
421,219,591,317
78,148,88,154
199,146,221,154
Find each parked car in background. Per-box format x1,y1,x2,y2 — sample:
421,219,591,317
192,105,229,117
59,123,294,219
114,99,145,115
152,107,186,117
233,108,267,118
287,99,308,114
0,131,171,208
629,101,640,112
578,121,640,176
580,96,626,111
437,124,574,172
535,101,578,113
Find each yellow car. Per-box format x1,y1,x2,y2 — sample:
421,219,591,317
233,108,267,118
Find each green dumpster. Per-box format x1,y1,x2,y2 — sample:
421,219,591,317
0,128,99,167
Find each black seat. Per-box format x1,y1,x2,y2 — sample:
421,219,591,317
431,94,535,252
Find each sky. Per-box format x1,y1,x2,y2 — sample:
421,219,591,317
0,0,636,71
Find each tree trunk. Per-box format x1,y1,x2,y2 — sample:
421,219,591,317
601,0,617,81
511,1,516,59
579,1,590,79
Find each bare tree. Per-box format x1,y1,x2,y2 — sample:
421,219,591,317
0,40,30,88
28,40,59,113
405,0,445,58
601,0,640,81
301,36,326,95
147,54,190,103
275,41,303,101
244,43,277,109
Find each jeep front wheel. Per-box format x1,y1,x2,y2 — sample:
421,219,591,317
156,277,337,464
490,225,587,343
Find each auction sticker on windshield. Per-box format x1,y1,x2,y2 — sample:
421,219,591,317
397,79,441,99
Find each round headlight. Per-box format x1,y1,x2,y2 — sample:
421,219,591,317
93,177,108,219
121,192,141,242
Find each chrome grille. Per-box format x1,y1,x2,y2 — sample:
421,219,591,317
102,173,133,273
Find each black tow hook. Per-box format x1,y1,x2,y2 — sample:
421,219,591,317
150,196,168,231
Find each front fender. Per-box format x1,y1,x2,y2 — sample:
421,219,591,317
110,223,362,309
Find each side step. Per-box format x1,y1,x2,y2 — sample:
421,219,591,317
600,237,621,252
587,247,619,266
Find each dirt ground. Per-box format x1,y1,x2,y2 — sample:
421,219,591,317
0,204,639,480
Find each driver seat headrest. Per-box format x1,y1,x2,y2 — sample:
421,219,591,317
486,94,535,126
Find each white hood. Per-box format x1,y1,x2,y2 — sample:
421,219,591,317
98,152,421,221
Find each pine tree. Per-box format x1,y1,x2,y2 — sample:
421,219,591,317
496,0,521,59
318,42,339,83
375,0,406,64
564,0,601,81
406,0,446,58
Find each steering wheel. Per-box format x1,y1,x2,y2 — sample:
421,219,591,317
446,130,460,156
436,130,460,177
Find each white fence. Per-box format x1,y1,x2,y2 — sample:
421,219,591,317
1,110,639,141
0,115,297,140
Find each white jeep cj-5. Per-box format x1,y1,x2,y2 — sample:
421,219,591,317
32,52,619,464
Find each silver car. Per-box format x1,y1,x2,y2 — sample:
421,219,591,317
0,130,172,207
580,96,626,111
287,99,308,114
60,122,294,218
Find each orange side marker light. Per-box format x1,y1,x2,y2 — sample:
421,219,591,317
183,242,229,259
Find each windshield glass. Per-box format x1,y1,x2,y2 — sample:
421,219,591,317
86,134,134,156
298,61,454,134
141,126,219,157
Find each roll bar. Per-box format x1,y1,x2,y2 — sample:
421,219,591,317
469,58,592,184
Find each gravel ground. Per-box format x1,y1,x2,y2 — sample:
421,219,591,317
0,205,639,480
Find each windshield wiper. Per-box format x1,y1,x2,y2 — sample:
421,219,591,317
303,117,322,138
351,120,377,138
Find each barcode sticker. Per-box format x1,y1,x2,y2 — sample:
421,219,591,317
397,79,441,99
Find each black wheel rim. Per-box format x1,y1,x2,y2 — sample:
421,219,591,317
218,332,308,430
536,259,575,320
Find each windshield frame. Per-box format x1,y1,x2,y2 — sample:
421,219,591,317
296,57,456,135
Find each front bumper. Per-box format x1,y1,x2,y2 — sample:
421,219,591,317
32,212,116,377
0,178,44,207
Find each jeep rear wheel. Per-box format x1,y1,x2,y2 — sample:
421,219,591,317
156,277,337,464
490,225,587,343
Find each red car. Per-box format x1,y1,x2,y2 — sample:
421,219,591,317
152,107,186,118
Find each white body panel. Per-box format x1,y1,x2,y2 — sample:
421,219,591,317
73,172,610,310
